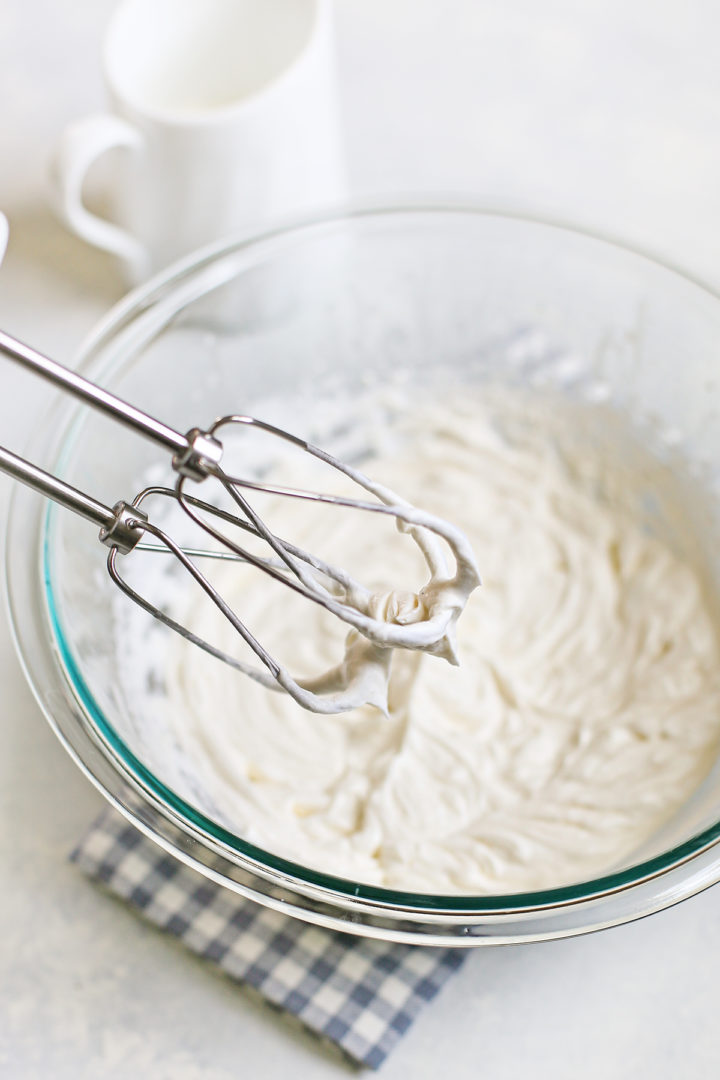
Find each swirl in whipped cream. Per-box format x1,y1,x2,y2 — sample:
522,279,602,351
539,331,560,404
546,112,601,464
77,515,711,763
159,387,720,893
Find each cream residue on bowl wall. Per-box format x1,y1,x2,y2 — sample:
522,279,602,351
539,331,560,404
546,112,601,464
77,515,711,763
117,384,720,894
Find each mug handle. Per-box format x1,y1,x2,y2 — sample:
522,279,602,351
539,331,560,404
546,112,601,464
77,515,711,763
49,114,150,280
0,212,8,266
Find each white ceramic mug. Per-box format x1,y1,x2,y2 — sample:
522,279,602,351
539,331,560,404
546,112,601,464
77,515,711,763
50,0,345,283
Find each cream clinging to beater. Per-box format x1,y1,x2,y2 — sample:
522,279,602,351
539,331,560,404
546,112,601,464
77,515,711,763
0,329,480,713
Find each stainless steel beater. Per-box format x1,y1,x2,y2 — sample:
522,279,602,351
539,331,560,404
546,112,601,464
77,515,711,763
0,329,480,714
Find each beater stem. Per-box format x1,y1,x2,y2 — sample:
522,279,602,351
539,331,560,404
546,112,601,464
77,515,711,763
0,330,188,455
0,445,145,554
0,445,113,529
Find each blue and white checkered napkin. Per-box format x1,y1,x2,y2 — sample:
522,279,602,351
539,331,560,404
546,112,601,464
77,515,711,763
72,808,465,1069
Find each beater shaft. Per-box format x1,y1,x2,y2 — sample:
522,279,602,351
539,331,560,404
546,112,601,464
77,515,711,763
0,444,145,555
0,444,112,529
0,330,223,481
1,328,481,714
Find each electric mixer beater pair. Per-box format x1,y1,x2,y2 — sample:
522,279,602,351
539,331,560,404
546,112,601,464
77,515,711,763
0,330,479,714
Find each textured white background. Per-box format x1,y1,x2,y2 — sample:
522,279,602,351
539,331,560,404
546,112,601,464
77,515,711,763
3,1,720,1076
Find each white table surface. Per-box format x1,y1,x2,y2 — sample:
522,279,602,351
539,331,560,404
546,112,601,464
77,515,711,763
3,2,720,1076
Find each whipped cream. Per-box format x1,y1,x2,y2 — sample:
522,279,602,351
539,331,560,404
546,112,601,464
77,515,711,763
155,386,720,894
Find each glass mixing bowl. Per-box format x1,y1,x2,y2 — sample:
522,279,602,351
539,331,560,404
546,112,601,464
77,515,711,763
9,206,720,945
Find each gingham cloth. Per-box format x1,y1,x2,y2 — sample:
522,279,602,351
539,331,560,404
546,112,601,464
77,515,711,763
71,808,466,1069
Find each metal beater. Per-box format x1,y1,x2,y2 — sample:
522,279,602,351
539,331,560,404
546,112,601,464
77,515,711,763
0,329,480,714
